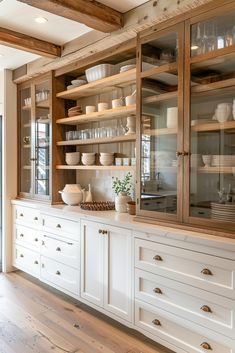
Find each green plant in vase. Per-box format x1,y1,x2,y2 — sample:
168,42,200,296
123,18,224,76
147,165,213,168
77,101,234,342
112,172,133,213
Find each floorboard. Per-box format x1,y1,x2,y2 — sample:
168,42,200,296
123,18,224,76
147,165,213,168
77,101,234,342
0,272,174,353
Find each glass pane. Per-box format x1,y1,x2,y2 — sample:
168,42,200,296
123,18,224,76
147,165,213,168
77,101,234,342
140,31,179,215
20,87,32,194
191,11,235,57
142,32,178,70
35,80,50,197
190,55,235,224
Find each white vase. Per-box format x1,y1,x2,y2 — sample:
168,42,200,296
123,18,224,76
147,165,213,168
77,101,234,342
125,115,136,135
115,192,132,213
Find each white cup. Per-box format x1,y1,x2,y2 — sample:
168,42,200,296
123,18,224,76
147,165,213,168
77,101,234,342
166,107,178,128
215,108,231,123
112,98,124,109
125,95,136,106
85,105,96,114
98,102,109,112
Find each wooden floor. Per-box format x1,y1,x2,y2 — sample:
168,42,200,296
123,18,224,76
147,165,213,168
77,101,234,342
0,272,173,353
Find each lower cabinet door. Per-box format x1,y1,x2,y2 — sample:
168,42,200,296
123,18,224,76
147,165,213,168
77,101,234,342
13,244,40,277
41,256,79,295
104,225,132,322
135,300,234,353
80,220,104,307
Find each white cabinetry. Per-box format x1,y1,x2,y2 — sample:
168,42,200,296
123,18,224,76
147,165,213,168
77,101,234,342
81,220,132,322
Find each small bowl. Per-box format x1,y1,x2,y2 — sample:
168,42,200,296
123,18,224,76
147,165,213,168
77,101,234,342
65,152,80,165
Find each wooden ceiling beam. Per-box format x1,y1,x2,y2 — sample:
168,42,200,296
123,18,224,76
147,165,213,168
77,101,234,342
17,0,124,33
0,27,61,58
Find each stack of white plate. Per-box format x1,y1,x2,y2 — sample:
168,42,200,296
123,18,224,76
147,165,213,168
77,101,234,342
211,202,235,223
211,155,235,167
67,78,87,90
81,153,96,166
120,64,136,73
100,152,114,166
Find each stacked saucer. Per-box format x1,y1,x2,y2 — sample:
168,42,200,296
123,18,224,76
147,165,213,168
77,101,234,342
211,202,235,223
81,153,96,166
68,105,83,117
100,152,114,166
211,155,235,167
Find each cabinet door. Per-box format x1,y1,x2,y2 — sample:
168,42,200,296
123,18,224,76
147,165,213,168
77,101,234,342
80,220,104,307
104,225,132,322
137,23,184,223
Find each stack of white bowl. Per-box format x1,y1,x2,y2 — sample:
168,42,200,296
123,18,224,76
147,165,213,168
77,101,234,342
81,153,96,166
65,152,80,165
99,152,114,166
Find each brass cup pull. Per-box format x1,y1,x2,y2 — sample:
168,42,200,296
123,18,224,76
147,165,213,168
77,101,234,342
201,268,213,276
34,261,39,265
56,270,61,275
98,229,103,234
153,287,162,294
20,234,24,237
201,305,212,313
153,255,163,261
56,247,61,252
102,230,108,235
56,224,61,228
35,238,38,242
200,342,212,350
152,319,161,326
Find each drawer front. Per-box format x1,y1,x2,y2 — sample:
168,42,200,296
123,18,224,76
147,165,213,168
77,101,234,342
14,205,40,227
135,269,235,338
41,256,79,295
13,244,40,277
14,224,40,250
42,214,79,240
135,239,235,299
41,234,79,269
135,301,234,353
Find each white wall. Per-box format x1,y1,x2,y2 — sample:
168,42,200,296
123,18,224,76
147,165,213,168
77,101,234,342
2,70,17,272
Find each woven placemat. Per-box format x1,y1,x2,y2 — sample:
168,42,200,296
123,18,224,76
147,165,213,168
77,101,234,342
80,201,115,211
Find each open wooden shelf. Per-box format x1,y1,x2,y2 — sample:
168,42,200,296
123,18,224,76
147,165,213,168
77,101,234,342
197,167,235,174
56,165,136,171
144,127,177,136
56,69,136,100
56,105,136,125
191,77,235,95
192,120,235,132
57,134,136,146
141,62,178,79
22,100,50,111
190,45,235,67
143,91,178,105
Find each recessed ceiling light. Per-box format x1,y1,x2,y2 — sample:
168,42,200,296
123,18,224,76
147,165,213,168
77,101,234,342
34,17,48,24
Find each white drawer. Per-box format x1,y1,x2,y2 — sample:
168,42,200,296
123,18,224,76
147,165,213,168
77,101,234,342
42,214,79,240
135,301,234,353
40,256,79,295
41,233,79,269
14,205,40,228
14,224,40,250
135,238,235,299
135,269,235,338
13,244,40,277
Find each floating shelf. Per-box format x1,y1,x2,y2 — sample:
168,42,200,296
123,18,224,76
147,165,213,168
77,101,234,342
56,165,136,171
56,69,136,100
192,121,235,132
197,167,234,174
56,105,136,125
57,134,136,146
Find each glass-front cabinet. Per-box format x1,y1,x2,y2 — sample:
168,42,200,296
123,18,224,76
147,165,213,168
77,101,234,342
137,24,184,222
137,8,235,234
18,75,51,200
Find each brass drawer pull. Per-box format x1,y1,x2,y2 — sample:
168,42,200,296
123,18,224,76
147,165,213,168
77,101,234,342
35,238,38,242
56,224,61,228
152,319,161,326
20,254,24,258
153,287,162,294
20,233,24,237
19,213,24,217
34,261,39,265
200,342,212,350
200,305,212,313
56,247,61,252
201,268,213,276
56,270,61,275
34,217,38,221
153,255,163,261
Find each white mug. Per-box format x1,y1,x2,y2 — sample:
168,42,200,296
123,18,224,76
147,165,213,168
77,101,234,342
98,102,109,112
125,95,136,106
85,105,96,114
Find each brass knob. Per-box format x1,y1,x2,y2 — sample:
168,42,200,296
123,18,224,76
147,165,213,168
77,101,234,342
35,238,38,242
200,342,212,350
20,254,24,258
176,151,182,157
98,229,103,234
182,151,189,156
201,268,213,276
200,305,212,313
56,270,61,275
56,224,61,228
34,261,39,265
153,287,162,294
56,247,61,252
34,217,38,221
102,230,108,235
152,319,161,326
19,213,24,217
153,255,163,261
20,233,24,237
